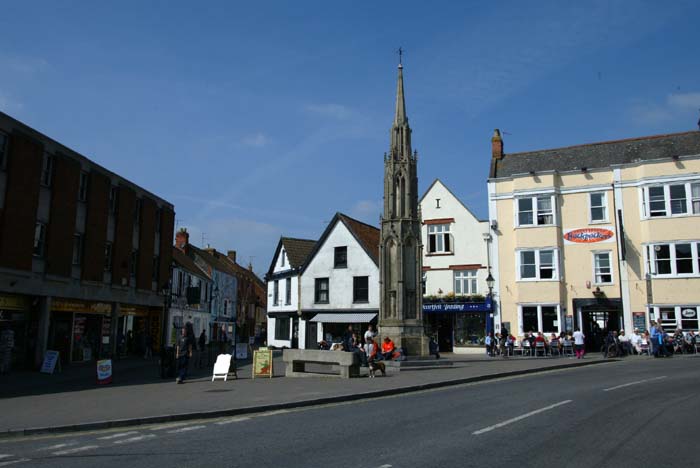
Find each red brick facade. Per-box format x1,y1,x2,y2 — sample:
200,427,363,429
81,171,110,282
0,132,43,271
111,185,135,286
158,208,175,291
45,153,80,277
137,197,156,290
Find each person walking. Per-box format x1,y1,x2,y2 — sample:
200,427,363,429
175,328,192,384
573,327,585,359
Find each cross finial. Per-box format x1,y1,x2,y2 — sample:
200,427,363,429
397,46,403,65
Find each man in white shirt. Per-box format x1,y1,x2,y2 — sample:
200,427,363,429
618,329,632,355
573,328,585,359
363,325,376,345
629,328,642,354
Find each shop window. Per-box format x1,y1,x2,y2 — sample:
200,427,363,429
680,307,699,331
353,276,369,303
522,306,538,333
541,306,559,333
658,307,677,330
589,192,607,223
517,195,555,227
273,280,279,306
33,222,46,257
593,251,613,284
275,317,290,340
454,312,487,347
454,270,478,295
427,224,452,254
285,277,292,305
334,246,347,268
315,278,329,304
78,171,89,201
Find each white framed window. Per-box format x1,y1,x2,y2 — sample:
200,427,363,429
285,277,292,305
427,224,452,254
517,249,558,281
646,242,700,277
641,182,700,218
454,270,478,295
516,195,555,227
273,280,279,306
650,305,700,331
589,192,608,223
280,249,285,267
593,251,613,284
519,304,561,334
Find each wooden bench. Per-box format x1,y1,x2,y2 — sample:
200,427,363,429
283,349,360,378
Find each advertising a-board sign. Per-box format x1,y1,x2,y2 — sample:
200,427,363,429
252,348,273,379
97,359,113,384
40,350,60,374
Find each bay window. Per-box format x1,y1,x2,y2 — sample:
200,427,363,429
518,249,558,280
642,182,700,218
517,195,555,227
646,242,700,277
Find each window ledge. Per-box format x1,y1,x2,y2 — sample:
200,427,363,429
515,224,557,229
353,301,370,304
427,252,454,257
642,213,700,221
516,279,560,283
589,220,609,225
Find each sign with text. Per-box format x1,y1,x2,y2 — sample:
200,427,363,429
235,343,248,360
96,359,113,385
633,312,647,332
40,350,60,374
252,348,273,379
563,227,615,245
423,301,490,313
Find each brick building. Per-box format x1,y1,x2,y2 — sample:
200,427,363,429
0,112,174,369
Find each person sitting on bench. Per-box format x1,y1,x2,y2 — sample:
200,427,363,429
381,336,396,361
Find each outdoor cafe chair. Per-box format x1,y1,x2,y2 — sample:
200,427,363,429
535,341,547,357
639,339,651,356
522,340,532,357
562,339,574,357
549,340,561,357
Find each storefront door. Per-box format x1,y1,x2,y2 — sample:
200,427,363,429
305,321,318,349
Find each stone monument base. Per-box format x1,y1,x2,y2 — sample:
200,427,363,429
379,322,428,357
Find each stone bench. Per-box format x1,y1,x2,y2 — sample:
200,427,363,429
283,349,360,378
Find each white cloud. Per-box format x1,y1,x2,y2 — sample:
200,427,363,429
0,91,24,113
241,132,269,147
667,92,700,110
304,103,352,120
628,92,700,126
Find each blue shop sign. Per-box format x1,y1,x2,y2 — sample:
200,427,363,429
423,298,491,313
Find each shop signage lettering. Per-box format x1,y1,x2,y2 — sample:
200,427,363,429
563,227,614,244
0,295,29,310
633,312,646,331
52,300,111,314
423,302,490,313
252,348,273,379
96,359,113,384
681,308,697,318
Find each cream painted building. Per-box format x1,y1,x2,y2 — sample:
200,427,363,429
488,129,700,350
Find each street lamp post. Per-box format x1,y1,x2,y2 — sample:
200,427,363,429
486,272,495,335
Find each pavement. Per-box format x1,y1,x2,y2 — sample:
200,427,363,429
0,351,617,436
0,355,697,467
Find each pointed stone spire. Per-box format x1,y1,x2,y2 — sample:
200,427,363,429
394,63,408,127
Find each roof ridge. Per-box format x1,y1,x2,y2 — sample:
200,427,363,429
337,212,379,232
506,130,700,158
280,236,316,242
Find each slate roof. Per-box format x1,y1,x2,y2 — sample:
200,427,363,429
337,214,380,266
280,238,317,269
490,131,700,179
189,245,239,277
301,213,380,273
172,246,210,279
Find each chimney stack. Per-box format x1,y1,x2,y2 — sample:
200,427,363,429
491,129,503,160
175,228,189,251
227,250,237,263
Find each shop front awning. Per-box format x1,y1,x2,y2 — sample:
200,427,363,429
310,312,377,323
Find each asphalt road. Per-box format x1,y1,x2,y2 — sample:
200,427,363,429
1,356,698,468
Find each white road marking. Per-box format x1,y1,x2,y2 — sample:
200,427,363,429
149,422,194,431
0,459,31,467
38,442,77,451
258,409,289,417
113,434,156,445
472,400,573,435
603,376,667,392
167,425,206,433
378,465,393,468
215,417,251,425
52,445,99,456
97,431,139,440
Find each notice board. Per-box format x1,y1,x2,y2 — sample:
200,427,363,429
252,348,273,379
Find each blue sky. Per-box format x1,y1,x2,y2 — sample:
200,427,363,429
2,1,699,275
